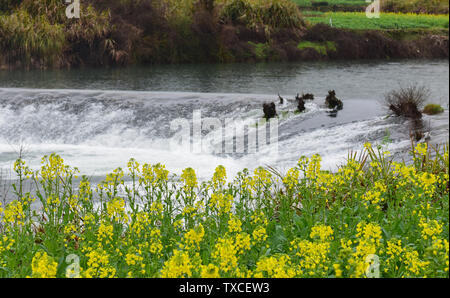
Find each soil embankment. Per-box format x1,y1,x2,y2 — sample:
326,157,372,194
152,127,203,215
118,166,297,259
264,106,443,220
0,0,448,70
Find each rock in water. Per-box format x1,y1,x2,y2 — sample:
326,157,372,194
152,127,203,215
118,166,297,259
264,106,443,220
296,94,306,112
325,90,343,110
278,94,284,105
263,102,277,120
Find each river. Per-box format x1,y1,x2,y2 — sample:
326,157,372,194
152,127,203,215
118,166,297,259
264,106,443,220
0,60,448,183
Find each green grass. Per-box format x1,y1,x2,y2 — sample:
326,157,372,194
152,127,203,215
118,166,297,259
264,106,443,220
293,0,449,14
305,12,450,29
297,40,337,55
248,42,270,60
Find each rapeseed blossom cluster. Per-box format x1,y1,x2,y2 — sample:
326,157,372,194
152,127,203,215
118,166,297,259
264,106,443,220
31,251,58,278
0,143,448,278
160,250,193,278
212,165,227,188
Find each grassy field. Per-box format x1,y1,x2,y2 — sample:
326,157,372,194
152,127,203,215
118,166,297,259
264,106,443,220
294,0,366,6
293,0,449,14
304,11,449,29
0,142,448,278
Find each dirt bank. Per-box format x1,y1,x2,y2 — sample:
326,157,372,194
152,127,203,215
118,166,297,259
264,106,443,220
1,22,448,70
213,23,449,63
294,24,449,61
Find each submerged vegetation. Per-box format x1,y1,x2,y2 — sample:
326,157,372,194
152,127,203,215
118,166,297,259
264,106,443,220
423,104,445,115
0,143,448,278
0,0,448,69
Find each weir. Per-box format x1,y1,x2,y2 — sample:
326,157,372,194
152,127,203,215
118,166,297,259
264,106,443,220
0,60,449,180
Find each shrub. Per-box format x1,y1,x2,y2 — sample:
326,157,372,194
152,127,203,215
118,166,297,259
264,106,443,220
20,0,67,23
258,0,304,29
384,85,430,119
220,0,304,29
64,4,135,66
423,104,445,115
263,102,277,119
325,90,343,110
220,0,256,26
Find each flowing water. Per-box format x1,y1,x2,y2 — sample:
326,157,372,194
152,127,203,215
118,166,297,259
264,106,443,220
0,60,448,185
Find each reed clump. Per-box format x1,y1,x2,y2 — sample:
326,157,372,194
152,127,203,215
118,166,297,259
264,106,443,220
384,85,430,119
220,0,304,29
0,9,65,68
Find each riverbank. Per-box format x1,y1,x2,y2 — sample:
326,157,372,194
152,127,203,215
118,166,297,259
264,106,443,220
1,24,447,70
294,26,449,61
1,59,449,181
0,1,448,70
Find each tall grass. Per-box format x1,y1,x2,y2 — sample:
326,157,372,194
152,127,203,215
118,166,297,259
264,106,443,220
20,0,66,23
220,0,304,29
0,9,65,68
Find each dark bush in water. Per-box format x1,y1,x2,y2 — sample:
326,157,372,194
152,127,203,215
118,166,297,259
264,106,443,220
296,94,306,112
325,90,343,110
385,85,430,119
263,102,277,120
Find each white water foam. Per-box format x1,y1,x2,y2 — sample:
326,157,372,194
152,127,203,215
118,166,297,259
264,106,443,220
0,88,448,181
